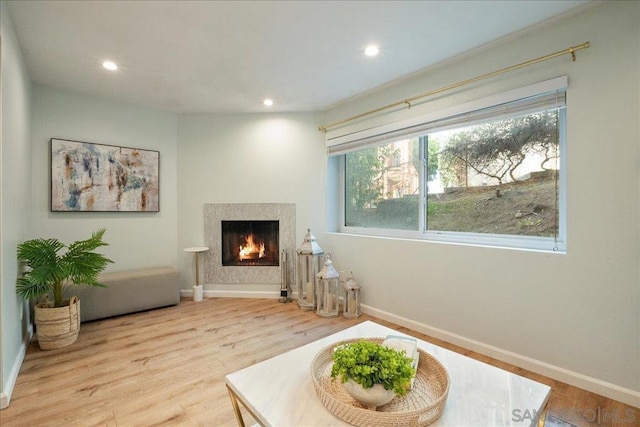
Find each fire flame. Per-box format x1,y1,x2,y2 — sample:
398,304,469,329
239,234,266,260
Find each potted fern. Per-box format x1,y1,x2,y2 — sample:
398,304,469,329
331,340,415,410
16,228,113,350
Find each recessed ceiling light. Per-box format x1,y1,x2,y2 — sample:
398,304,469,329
263,99,274,106
364,45,379,57
102,61,118,71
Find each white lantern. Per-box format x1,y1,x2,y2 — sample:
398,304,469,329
343,272,361,319
296,229,323,310
315,253,340,318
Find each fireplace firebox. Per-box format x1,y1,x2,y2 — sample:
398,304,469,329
221,220,279,266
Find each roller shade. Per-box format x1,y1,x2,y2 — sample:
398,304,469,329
327,76,567,156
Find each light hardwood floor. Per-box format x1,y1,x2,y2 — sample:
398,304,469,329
1,298,637,426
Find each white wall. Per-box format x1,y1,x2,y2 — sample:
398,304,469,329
324,1,639,403
1,0,33,408
30,86,179,272
177,113,326,292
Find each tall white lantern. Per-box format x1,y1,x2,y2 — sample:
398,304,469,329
315,253,340,318
296,229,324,310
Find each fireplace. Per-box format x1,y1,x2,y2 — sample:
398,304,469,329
221,220,279,266
204,203,295,285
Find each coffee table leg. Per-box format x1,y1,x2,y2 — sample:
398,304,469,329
227,385,246,427
536,404,549,427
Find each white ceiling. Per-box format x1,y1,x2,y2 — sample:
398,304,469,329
7,1,591,113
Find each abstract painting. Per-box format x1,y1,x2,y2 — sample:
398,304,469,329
51,138,159,212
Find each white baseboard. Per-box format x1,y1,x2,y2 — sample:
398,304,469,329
180,289,281,299
361,304,640,408
1,325,33,410
0,393,8,410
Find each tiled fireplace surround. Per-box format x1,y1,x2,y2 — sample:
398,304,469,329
203,203,296,285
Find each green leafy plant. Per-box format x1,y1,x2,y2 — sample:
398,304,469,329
16,228,113,307
331,340,415,396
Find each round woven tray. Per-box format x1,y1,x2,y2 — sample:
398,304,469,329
310,338,449,427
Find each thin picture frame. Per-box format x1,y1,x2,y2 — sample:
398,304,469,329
50,138,160,212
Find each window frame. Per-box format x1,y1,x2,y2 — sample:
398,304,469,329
330,78,567,253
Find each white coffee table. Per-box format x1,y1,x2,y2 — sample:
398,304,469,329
225,320,550,426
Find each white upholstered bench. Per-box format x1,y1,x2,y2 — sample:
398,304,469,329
70,267,180,322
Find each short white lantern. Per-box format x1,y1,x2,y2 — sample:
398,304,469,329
296,229,324,310
343,272,361,319
315,253,340,318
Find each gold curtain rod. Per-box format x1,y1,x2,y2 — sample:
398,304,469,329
319,41,590,133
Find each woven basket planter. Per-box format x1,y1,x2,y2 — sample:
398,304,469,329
34,296,80,350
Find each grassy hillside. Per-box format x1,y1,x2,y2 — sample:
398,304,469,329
427,174,558,237
352,173,558,237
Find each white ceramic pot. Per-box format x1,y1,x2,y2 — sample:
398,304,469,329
342,379,396,410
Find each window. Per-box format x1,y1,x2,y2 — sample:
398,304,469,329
345,138,421,230
329,80,566,252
